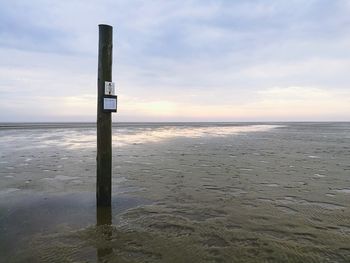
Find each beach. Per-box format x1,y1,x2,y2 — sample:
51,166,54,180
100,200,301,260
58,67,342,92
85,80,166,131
0,122,349,262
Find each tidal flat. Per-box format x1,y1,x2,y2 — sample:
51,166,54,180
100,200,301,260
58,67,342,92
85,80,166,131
0,122,349,262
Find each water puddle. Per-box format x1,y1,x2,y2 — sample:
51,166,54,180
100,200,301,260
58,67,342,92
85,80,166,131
334,188,350,194
0,192,150,261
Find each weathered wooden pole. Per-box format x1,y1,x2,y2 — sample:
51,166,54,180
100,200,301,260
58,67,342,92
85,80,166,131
97,206,112,261
97,24,113,207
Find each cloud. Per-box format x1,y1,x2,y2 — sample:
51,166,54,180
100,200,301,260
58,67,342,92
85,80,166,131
252,86,350,120
1,0,350,121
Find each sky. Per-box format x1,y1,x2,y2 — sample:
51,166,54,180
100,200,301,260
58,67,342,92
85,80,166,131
0,0,350,122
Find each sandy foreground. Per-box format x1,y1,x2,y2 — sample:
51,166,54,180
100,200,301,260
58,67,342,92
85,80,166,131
0,123,349,262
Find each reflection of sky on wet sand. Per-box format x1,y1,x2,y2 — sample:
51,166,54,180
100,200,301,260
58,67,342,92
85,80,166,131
114,125,281,147
0,125,281,150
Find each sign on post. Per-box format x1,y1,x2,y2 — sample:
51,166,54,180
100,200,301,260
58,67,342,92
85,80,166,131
103,97,117,112
105,81,115,95
103,81,117,112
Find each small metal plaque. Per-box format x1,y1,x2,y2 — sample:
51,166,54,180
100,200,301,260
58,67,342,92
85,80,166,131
103,97,117,112
105,81,115,95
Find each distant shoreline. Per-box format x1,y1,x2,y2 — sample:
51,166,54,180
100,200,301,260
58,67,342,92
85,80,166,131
0,121,349,130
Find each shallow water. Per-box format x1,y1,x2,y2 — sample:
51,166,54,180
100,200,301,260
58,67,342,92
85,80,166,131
0,122,349,262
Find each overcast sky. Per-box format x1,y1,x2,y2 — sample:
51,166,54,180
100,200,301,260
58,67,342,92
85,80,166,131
1,0,350,122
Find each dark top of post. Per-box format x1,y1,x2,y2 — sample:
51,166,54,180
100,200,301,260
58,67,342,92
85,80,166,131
99,24,113,28
97,24,113,207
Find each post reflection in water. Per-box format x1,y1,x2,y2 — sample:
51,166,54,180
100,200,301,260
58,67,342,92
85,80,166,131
96,206,113,262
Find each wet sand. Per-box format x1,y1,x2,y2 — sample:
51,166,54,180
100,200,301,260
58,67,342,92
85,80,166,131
0,123,349,262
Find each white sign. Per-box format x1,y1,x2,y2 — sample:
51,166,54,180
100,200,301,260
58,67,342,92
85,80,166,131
104,97,117,110
105,81,115,95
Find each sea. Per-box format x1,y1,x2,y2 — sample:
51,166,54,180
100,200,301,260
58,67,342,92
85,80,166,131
0,122,349,262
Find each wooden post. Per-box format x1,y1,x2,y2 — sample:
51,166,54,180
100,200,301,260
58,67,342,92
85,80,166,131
97,24,113,207
97,206,112,261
